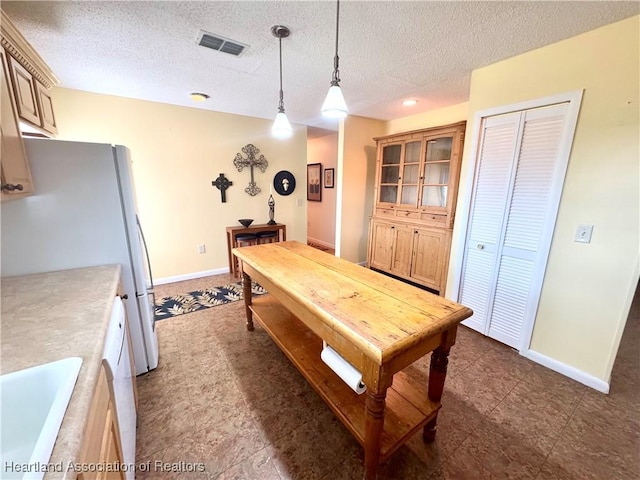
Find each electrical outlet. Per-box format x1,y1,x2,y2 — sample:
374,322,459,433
297,198,303,207
198,244,206,254
574,225,593,244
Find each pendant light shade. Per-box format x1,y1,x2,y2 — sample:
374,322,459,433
321,85,348,118
272,111,292,138
271,25,292,138
322,0,348,118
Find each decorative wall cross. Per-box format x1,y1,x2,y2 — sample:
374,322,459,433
233,144,268,196
211,173,233,203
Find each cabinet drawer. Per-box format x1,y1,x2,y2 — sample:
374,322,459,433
420,213,447,226
396,210,420,220
376,208,423,220
376,208,396,217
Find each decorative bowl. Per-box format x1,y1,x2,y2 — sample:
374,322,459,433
238,219,254,227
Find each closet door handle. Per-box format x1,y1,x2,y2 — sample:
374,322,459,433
477,243,485,250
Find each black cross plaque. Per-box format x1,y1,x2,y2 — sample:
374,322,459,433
212,173,233,203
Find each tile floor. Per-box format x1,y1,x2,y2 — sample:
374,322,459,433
135,273,639,479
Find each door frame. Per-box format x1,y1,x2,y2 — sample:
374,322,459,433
450,90,583,353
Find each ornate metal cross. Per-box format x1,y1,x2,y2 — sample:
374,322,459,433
211,173,233,203
233,144,268,196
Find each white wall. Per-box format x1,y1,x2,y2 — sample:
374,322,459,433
307,133,338,248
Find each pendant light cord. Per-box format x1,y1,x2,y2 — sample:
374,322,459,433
278,36,285,113
331,0,341,85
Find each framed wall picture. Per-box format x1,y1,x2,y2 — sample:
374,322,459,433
307,163,322,201
324,168,335,188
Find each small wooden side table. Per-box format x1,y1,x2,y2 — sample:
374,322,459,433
226,223,286,277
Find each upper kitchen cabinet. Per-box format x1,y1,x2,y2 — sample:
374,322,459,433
1,50,32,198
1,10,59,136
1,10,59,200
373,121,465,229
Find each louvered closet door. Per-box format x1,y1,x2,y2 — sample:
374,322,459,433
459,113,521,333
460,103,569,349
488,104,568,347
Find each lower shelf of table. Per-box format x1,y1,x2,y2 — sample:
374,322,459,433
249,295,441,461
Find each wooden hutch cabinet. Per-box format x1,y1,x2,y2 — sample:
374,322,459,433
367,121,465,294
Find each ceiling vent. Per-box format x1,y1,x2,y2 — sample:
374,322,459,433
196,30,249,57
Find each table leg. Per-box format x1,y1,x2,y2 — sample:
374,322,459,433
233,236,240,278
423,345,450,442
363,389,387,480
226,232,235,278
242,271,254,331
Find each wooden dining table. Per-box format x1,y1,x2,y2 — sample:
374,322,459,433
232,241,472,480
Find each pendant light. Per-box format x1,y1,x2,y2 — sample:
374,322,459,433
271,25,293,138
321,0,348,118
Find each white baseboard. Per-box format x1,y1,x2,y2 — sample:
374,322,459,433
523,349,610,393
154,267,230,286
307,237,335,249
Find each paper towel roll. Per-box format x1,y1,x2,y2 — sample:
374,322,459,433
321,342,367,394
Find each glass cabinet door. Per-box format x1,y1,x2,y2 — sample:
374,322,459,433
421,136,452,208
399,141,421,206
379,144,401,203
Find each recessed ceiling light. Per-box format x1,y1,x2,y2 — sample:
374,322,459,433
190,92,210,102
402,99,418,107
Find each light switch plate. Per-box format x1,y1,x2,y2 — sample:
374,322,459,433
575,225,594,243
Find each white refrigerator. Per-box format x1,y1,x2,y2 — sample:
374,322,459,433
1,138,159,375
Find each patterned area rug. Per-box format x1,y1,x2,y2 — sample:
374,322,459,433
155,281,267,320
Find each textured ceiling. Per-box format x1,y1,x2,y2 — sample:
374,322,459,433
3,1,638,132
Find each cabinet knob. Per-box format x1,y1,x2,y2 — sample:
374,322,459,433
391,226,395,229
477,244,485,250
119,294,129,300
1,183,24,192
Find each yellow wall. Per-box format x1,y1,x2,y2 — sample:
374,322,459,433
52,88,308,280
307,133,338,247
448,16,640,382
337,116,385,263
385,102,469,136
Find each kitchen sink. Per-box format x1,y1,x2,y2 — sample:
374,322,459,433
1,357,83,479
